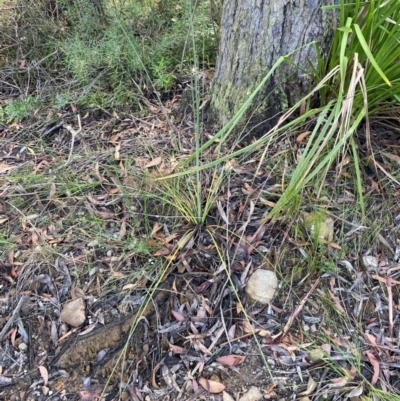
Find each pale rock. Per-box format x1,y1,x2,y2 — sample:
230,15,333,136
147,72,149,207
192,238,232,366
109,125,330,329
245,270,278,305
303,211,334,241
362,255,378,268
222,391,235,401
61,298,86,327
239,386,263,401
18,342,28,351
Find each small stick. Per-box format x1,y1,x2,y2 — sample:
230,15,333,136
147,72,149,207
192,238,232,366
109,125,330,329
64,114,82,166
272,277,321,341
0,295,27,341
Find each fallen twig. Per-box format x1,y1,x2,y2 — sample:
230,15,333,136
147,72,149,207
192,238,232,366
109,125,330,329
273,277,321,340
0,295,27,341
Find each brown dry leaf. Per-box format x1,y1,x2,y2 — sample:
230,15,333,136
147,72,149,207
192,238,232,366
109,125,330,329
78,324,97,336
319,240,342,249
196,340,213,356
346,386,364,398
162,233,179,244
145,157,162,168
110,271,124,277
328,290,346,314
169,343,187,354
264,383,278,400
79,388,102,401
381,151,400,165
90,208,115,220
50,321,58,346
216,355,246,366
264,390,278,399
296,131,311,144
153,247,172,257
114,143,120,160
365,351,380,385
201,297,213,315
122,284,136,291
329,377,348,388
321,328,350,349
372,274,400,285
199,378,225,394
10,328,17,347
0,162,17,174
87,196,105,206
153,158,179,176
38,365,48,386
49,183,56,199
171,310,185,322
196,307,207,319
150,221,163,237
119,218,126,239
299,376,316,396
108,187,119,194
364,333,378,346
228,325,236,341
241,320,258,334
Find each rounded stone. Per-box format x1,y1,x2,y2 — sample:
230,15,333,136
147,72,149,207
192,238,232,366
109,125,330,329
239,386,263,401
245,269,278,305
61,297,86,327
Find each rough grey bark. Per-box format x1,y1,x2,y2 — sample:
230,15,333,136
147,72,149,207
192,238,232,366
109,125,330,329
210,0,339,128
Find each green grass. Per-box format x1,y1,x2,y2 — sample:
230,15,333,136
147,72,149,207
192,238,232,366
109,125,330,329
0,96,42,123
1,0,400,399
0,0,218,115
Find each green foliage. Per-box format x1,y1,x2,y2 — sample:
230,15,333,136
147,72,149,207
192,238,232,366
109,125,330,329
0,0,218,110
320,0,400,115
0,96,42,123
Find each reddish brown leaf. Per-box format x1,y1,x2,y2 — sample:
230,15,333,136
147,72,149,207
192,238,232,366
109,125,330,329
299,376,317,396
79,388,102,401
216,355,246,366
171,310,185,322
38,365,48,386
241,320,258,334
145,157,162,168
108,187,119,194
328,290,345,314
364,333,378,346
228,325,236,341
296,131,311,144
49,183,56,199
196,340,212,355
366,351,380,385
114,143,120,160
169,343,187,354
198,378,225,394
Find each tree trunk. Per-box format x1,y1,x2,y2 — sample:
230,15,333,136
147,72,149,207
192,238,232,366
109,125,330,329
210,0,338,129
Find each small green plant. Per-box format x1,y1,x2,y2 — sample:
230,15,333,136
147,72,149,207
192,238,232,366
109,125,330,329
151,57,175,89
2,96,41,123
1,0,217,110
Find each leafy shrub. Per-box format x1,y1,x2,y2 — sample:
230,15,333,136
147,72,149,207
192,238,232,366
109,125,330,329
0,0,218,113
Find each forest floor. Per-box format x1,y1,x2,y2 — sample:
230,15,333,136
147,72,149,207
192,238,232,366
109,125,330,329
1,84,400,401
